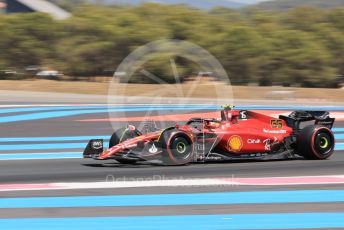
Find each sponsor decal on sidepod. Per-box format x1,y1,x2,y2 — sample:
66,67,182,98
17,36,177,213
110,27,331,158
228,135,243,152
247,139,261,144
263,129,287,134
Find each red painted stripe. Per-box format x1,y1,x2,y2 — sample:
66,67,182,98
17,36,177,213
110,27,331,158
0,184,58,190
78,110,344,122
77,110,286,122
78,112,220,122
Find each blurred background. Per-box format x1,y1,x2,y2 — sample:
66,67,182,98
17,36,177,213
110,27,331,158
0,0,343,91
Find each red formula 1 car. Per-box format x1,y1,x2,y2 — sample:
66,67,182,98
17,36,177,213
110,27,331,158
83,106,336,165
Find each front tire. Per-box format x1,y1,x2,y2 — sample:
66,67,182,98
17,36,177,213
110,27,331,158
159,129,194,166
109,127,141,164
297,125,335,160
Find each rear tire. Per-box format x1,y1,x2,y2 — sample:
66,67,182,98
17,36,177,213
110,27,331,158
297,125,335,160
159,129,194,166
109,127,141,164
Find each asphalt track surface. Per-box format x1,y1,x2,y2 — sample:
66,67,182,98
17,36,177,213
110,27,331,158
1,109,343,185
1,93,344,229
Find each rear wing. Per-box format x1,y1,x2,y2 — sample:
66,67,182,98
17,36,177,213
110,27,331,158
279,111,335,130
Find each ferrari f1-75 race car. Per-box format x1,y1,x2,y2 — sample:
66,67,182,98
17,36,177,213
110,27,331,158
83,106,336,165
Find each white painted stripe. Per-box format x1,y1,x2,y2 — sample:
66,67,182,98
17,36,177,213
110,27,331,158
2,175,344,192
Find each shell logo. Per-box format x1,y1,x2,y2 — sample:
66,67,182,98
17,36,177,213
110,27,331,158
228,135,243,152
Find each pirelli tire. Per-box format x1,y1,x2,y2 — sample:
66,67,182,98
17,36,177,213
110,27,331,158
109,127,142,164
159,129,194,166
297,125,335,160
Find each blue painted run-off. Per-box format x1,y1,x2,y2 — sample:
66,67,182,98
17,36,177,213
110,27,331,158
0,141,342,152
0,152,81,160
0,106,108,114
0,136,109,142
333,128,344,133
0,106,216,123
0,104,343,123
0,213,343,230
1,190,344,208
0,142,109,151
335,133,344,139
0,104,343,114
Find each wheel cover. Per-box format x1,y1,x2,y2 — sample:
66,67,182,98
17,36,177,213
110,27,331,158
315,132,333,155
170,136,192,161
176,142,186,154
319,137,329,149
